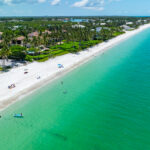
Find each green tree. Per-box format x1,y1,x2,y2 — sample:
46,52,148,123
0,44,11,67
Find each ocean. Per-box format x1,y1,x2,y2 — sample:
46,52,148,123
0,28,150,150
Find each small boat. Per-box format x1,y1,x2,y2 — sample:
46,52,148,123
14,113,23,118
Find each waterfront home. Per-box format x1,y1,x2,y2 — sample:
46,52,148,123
136,20,142,25
121,25,132,31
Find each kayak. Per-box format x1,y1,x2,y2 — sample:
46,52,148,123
14,113,23,118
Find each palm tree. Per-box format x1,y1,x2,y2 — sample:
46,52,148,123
0,44,11,68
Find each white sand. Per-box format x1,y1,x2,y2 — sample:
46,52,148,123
0,23,150,110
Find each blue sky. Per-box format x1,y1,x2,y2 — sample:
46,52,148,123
0,0,150,16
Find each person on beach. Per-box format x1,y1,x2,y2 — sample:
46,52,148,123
37,76,41,79
8,84,16,89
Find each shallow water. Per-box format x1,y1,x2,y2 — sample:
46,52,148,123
0,28,150,150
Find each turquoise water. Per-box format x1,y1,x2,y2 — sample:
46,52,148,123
0,28,150,150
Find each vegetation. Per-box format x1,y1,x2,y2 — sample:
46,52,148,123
0,16,149,67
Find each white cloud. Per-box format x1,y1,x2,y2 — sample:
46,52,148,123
73,0,88,7
72,0,121,11
72,0,105,11
51,0,60,5
0,0,46,5
86,6,104,11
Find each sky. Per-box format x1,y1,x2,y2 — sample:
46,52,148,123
0,0,150,16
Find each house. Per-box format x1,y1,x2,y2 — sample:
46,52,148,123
136,20,142,24
107,20,112,23
126,22,133,25
96,27,102,32
103,27,110,30
121,25,132,31
12,25,20,31
100,19,105,21
137,20,142,23
42,30,51,35
28,32,39,38
64,18,69,21
100,23,106,26
72,24,85,28
12,36,25,45
26,43,31,48
0,32,3,40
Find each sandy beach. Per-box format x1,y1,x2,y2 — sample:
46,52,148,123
0,23,150,110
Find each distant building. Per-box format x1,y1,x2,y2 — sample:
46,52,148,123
100,23,106,26
100,19,105,21
28,32,39,38
12,36,25,45
126,22,133,25
96,27,102,32
72,24,85,28
121,25,132,31
107,20,112,23
136,20,142,24
12,25,20,30
42,30,51,35
103,27,110,30
64,18,69,21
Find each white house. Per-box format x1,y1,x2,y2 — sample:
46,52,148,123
72,24,85,28
100,23,106,26
96,27,102,32
121,25,132,31
126,22,133,25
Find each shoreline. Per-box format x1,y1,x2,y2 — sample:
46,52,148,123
0,23,150,111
